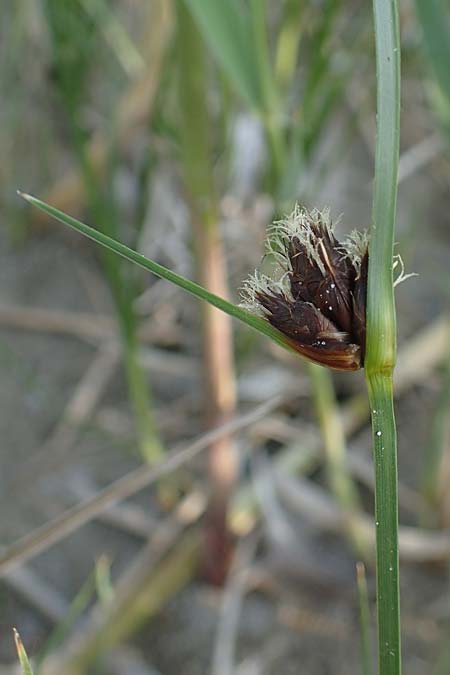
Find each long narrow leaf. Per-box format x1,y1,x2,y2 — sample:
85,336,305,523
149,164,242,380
13,629,34,675
181,0,262,110
18,192,294,354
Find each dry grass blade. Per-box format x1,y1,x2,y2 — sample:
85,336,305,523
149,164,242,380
0,302,180,345
68,475,156,539
6,567,68,623
211,534,259,675
0,304,116,342
0,397,282,576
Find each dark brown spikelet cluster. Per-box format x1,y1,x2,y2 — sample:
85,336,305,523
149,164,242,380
241,206,369,371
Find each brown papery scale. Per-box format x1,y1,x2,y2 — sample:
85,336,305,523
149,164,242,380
240,206,369,371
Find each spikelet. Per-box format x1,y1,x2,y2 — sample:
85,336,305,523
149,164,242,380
240,205,369,371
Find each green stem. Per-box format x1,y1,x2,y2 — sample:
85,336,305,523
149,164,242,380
366,375,400,673
366,0,401,672
176,3,237,580
123,336,163,462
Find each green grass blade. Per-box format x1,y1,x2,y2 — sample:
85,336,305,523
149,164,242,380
181,1,287,190
366,0,400,371
365,0,402,673
176,2,216,208
414,0,450,105
181,0,262,110
248,0,285,183
18,192,294,354
79,0,145,77
274,0,305,90
248,0,278,113
36,564,99,669
310,363,367,559
13,629,34,675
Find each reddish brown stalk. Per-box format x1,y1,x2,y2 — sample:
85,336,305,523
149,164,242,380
194,220,237,586
176,2,237,584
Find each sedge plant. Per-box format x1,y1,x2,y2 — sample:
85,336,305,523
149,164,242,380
19,0,403,672
19,159,399,674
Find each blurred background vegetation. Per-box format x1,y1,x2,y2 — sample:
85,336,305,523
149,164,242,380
1,1,450,673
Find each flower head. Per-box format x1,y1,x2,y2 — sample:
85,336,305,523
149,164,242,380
241,205,369,371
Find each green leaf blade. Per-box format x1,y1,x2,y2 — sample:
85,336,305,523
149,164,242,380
18,192,293,355
14,629,34,675
181,0,262,110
